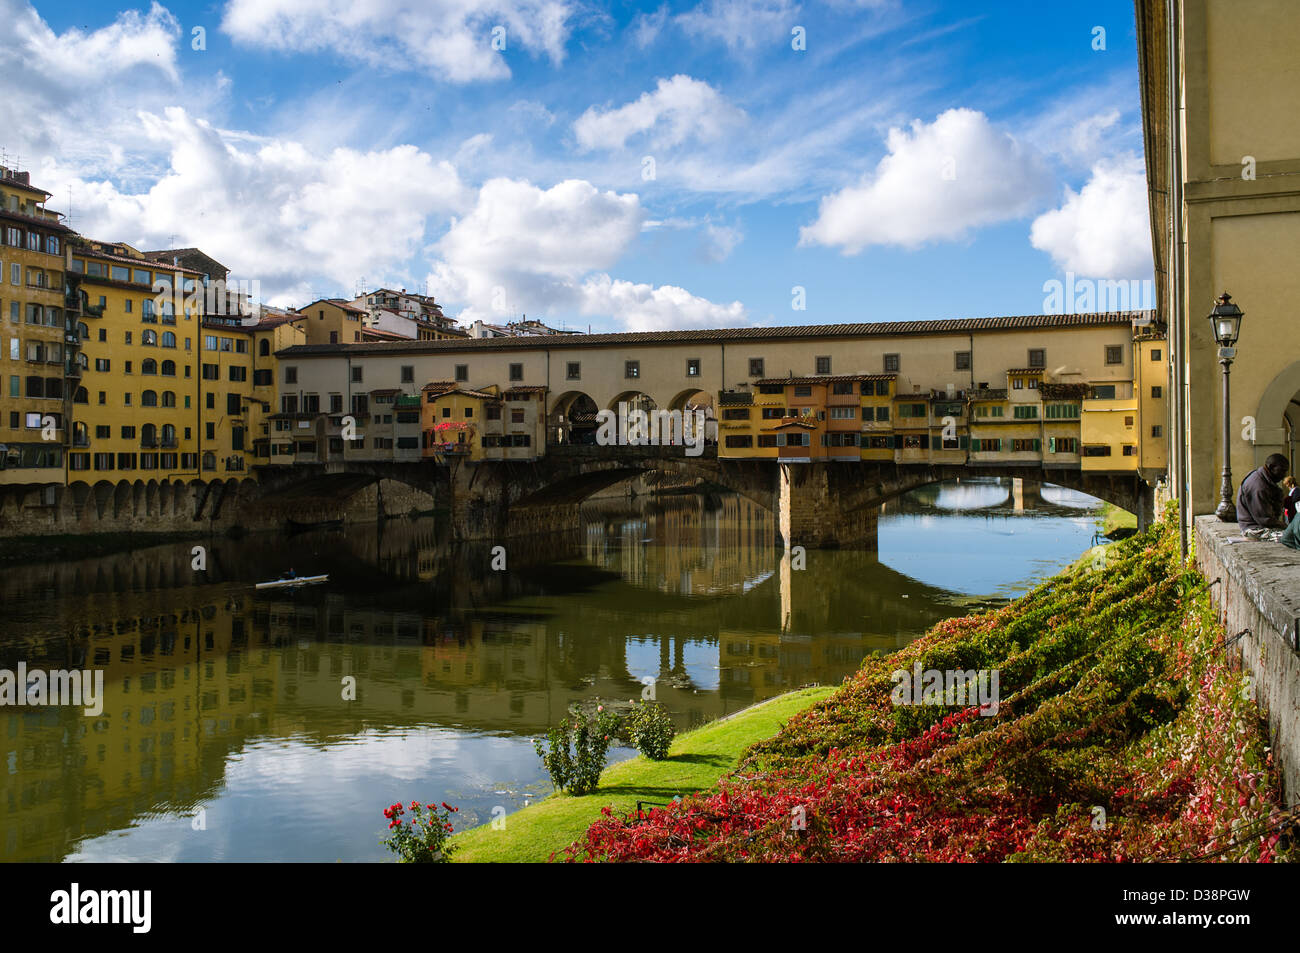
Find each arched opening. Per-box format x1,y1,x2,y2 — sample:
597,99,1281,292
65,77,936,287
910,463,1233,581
161,391,176,408
162,331,176,348
1252,360,1300,472
161,360,176,376
549,390,601,445
141,423,157,447
259,339,271,357
142,329,157,347
142,359,157,375
142,390,158,407
73,386,88,404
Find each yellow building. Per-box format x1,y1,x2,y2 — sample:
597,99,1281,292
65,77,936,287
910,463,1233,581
0,166,74,486
421,382,547,462
1137,0,1300,520
63,240,205,481
296,298,366,346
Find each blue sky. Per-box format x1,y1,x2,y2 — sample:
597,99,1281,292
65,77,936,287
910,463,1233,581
2,0,1153,331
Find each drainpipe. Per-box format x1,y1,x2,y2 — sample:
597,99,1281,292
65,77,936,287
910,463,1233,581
1168,0,1188,560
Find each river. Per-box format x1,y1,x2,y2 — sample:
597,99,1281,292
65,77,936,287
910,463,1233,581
0,477,1103,861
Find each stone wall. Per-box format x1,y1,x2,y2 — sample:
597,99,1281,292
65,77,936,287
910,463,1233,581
1196,516,1300,805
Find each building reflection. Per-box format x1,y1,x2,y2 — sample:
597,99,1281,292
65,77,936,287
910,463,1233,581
0,490,993,861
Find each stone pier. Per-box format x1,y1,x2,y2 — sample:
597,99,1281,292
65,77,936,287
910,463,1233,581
777,462,879,550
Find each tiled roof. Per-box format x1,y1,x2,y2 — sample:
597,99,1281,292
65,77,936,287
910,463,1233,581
755,374,897,386
425,386,498,401
0,207,73,233
503,385,547,393
71,242,203,275
1007,367,1046,375
278,312,1148,357
361,328,411,341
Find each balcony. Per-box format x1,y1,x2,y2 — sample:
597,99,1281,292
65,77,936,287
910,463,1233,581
161,438,178,449
72,435,89,448
65,362,82,378
140,439,158,449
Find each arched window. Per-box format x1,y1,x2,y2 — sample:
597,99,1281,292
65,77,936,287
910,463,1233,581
259,339,270,357
161,424,176,445
142,359,157,375
78,322,89,341
73,386,88,404
202,452,216,471
161,360,176,376
142,423,157,446
142,329,157,346
142,390,158,407
162,331,176,348
161,391,176,408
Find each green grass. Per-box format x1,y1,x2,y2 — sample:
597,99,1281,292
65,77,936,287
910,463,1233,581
1097,501,1138,537
449,685,835,863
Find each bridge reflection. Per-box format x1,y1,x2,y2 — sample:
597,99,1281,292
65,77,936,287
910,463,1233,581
0,486,1024,861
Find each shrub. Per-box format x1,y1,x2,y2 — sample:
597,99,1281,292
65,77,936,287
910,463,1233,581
624,701,676,760
535,703,621,795
381,800,458,863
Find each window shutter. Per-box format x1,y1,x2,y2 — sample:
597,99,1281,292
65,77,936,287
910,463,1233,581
959,435,969,449
1048,437,1056,453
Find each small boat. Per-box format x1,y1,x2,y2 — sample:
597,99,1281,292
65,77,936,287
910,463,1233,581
255,574,329,590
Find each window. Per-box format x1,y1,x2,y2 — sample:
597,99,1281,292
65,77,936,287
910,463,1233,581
94,358,110,373
486,404,501,420
161,331,176,348
441,406,451,419
722,408,750,420
206,393,215,410
161,360,175,377
142,390,158,407
121,425,136,439
815,356,831,375
1027,378,1038,390
748,358,764,377
142,359,157,375
1012,438,1041,453
351,366,363,384
202,363,219,380
829,407,856,419
955,351,971,370
511,409,525,424
454,364,468,382
124,299,133,314
1028,348,1046,368
509,363,523,381
686,359,700,377
725,435,754,449
206,423,215,440
1151,425,1163,438
1091,384,1116,399
204,335,218,350
793,385,812,397
762,407,784,419
284,366,297,384
95,425,110,439
566,362,581,380
1048,437,1078,454
1151,349,1161,361
625,360,640,379
329,394,343,414
972,438,1002,453
401,366,414,383
876,380,890,396
876,406,890,421
1105,345,1123,365
1012,379,1023,390
898,403,927,418
1012,405,1038,419
1044,403,1079,419
1151,386,1162,398
161,391,176,408
884,353,899,373
1124,416,1134,427
832,381,854,395
229,366,247,382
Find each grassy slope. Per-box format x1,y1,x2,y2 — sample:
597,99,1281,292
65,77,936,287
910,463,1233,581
450,685,834,863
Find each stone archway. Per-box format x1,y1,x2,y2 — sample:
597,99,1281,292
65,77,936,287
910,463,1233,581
1253,360,1300,470
549,390,601,446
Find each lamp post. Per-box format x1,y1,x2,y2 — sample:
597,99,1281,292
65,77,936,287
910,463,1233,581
1208,292,1244,521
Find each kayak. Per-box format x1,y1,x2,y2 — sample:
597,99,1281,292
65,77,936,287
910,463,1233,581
255,574,329,590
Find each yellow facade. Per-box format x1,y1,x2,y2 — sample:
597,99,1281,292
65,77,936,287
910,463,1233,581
297,299,365,346
0,167,72,485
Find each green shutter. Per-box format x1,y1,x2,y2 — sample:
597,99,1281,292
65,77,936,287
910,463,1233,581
1048,437,1056,453
959,435,969,449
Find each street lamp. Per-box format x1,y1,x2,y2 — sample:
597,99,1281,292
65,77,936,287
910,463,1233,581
1208,292,1244,521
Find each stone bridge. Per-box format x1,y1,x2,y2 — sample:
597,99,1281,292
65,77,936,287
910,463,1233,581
254,446,1155,550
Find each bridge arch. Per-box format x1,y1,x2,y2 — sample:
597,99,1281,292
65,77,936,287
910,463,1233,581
549,389,601,445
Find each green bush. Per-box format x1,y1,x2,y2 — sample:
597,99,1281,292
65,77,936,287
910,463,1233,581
624,701,676,760
535,704,621,795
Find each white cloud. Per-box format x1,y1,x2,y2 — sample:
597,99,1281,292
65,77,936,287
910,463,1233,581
1029,154,1152,278
799,108,1054,253
701,223,743,261
427,177,745,330
630,5,669,47
220,0,574,84
0,0,185,165
573,75,745,152
676,0,800,52
50,108,472,294
580,275,746,331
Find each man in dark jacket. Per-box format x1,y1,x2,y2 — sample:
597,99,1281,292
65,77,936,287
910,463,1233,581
1237,453,1290,536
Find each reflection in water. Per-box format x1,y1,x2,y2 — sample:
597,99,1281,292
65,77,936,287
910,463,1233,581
0,479,1099,862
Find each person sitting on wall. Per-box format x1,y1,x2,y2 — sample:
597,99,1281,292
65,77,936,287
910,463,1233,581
1282,514,1300,551
1237,453,1290,538
1283,475,1300,525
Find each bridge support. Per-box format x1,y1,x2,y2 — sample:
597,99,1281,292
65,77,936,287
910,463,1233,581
1012,477,1041,511
777,462,879,550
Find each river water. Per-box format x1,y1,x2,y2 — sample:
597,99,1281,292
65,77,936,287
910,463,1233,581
0,478,1102,862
